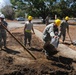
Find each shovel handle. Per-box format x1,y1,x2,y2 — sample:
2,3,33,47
1,22,37,60
68,33,73,43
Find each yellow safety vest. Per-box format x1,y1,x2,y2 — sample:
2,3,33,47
25,30,31,33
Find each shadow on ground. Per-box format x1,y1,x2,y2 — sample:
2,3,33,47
29,47,43,52
3,47,20,55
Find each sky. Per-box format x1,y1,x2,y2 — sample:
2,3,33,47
0,0,11,9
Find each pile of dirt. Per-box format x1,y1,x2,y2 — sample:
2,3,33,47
0,27,76,75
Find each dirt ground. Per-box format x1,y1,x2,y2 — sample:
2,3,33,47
0,25,76,75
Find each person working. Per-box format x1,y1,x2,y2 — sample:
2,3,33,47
42,19,61,58
24,16,35,48
59,16,69,43
0,14,8,50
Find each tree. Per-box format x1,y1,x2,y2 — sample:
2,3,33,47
11,0,27,18
26,0,56,23
1,5,15,20
51,0,73,19
11,0,56,23
10,0,76,20
70,2,76,17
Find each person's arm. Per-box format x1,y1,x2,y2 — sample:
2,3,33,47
5,21,8,28
1,21,8,28
32,26,35,34
24,24,27,34
48,25,55,37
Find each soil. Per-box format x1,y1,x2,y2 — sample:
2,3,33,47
0,25,76,75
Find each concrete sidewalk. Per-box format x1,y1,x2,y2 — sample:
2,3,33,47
34,29,76,60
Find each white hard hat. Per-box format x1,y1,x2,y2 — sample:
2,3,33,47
0,14,5,18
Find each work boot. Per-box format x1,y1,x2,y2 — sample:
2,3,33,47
62,41,65,44
0,43,2,50
28,42,31,46
28,46,32,50
4,46,7,49
4,45,7,49
0,46,2,50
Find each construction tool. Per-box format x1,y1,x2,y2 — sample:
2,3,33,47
68,32,76,45
1,22,36,60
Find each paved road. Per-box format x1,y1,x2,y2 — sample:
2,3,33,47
8,21,25,30
8,19,76,29
7,19,43,29
7,19,45,30
7,19,76,33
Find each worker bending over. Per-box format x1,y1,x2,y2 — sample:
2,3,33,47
42,19,61,57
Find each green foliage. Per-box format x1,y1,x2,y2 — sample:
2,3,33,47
27,0,55,23
11,0,27,18
71,2,76,17
15,9,25,18
10,0,76,20
1,5,15,20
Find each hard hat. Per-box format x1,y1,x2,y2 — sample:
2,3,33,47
65,16,69,20
28,16,33,20
0,14,5,19
55,19,61,26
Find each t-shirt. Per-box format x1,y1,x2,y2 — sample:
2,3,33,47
60,20,69,32
25,21,33,31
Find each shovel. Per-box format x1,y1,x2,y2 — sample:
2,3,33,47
0,22,36,60
68,33,76,45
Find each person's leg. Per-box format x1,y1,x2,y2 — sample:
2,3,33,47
24,32,28,46
62,32,66,42
0,34,2,50
3,37,6,48
43,41,50,56
28,33,32,47
56,37,59,48
43,41,55,59
2,31,7,48
58,31,63,43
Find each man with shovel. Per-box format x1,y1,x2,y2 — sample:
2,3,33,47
42,19,61,58
0,14,8,50
59,16,69,43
